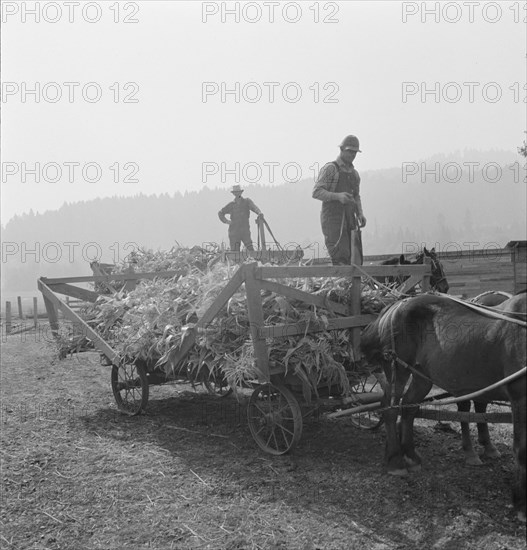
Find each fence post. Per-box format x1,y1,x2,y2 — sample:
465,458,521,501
244,264,270,383
350,270,362,359
43,296,60,338
33,297,38,328
6,301,12,334
17,296,24,319
123,265,137,292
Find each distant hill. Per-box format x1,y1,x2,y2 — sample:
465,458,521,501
2,154,525,292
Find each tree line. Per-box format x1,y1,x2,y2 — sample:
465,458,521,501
2,156,525,291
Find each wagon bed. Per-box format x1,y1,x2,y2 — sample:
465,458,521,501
38,259,511,455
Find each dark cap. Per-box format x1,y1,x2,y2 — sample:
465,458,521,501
339,135,361,152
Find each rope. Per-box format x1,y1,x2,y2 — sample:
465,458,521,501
435,293,527,326
256,217,284,252
351,263,411,297
328,210,363,267
471,290,512,302
262,219,284,251
328,210,347,256
392,353,527,403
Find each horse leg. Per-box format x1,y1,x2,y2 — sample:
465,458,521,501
474,401,501,460
511,394,526,522
399,375,432,472
458,400,483,466
382,362,410,476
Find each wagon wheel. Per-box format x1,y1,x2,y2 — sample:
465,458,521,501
199,363,233,398
111,361,149,416
247,383,303,455
203,375,233,398
349,376,384,430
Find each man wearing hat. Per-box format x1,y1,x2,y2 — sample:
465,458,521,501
218,185,264,251
312,135,367,265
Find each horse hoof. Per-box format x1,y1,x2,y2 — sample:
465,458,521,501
484,449,501,459
517,511,526,523
404,455,422,471
388,468,409,477
466,457,484,466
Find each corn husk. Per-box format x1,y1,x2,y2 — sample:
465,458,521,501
77,247,401,398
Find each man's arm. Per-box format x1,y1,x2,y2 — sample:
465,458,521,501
313,163,354,204
312,163,338,201
313,162,354,202
246,198,262,216
218,203,231,224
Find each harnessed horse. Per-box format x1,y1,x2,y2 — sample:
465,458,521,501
379,247,449,293
414,247,449,293
453,291,516,466
360,291,527,521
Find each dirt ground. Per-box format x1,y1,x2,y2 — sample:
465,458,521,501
1,323,526,550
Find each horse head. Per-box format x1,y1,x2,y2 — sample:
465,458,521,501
415,247,449,293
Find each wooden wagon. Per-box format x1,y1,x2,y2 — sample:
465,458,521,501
37,260,512,455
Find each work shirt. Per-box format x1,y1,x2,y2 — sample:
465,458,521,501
312,157,363,229
312,157,361,203
218,197,261,231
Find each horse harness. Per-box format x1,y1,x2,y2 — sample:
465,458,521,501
382,294,527,408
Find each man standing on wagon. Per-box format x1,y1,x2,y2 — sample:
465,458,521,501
312,135,367,265
218,185,264,252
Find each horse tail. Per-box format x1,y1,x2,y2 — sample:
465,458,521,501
361,299,409,361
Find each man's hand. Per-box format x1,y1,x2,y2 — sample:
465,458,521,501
256,213,264,222
336,192,355,205
357,214,367,228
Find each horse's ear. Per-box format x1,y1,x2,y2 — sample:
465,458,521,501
430,247,436,254
424,246,429,255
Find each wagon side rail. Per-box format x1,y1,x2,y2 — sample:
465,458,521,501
38,278,121,364
248,263,432,362
38,269,183,362
145,262,402,382
38,261,432,382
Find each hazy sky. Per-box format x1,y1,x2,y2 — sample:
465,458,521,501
1,0,525,223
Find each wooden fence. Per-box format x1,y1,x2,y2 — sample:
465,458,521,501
364,241,526,298
2,295,73,334
2,296,41,333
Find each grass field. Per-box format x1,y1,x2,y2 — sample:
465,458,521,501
1,324,526,549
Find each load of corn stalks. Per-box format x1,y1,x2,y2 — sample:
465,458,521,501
74,247,402,398
91,244,222,294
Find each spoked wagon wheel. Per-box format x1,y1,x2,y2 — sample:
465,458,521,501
349,376,384,430
111,361,149,416
202,367,233,398
247,383,302,455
